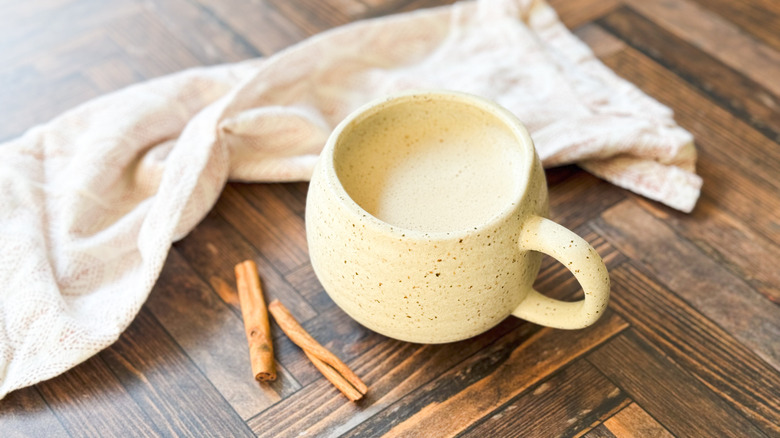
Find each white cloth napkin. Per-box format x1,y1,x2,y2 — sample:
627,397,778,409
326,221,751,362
0,0,701,398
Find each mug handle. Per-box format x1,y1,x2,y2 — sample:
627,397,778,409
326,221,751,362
511,216,610,329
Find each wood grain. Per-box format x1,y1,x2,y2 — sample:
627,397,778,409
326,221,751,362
598,6,780,142
217,184,309,275
585,424,619,438
189,0,307,55
687,0,780,52
600,46,780,202
460,360,629,438
592,200,780,370
345,311,628,437
548,0,620,29
144,249,299,419
588,330,768,437
636,197,780,305
100,308,255,437
249,317,524,438
173,209,317,323
624,0,780,97
601,403,673,438
608,263,780,436
0,387,69,438
35,356,159,437
547,170,627,231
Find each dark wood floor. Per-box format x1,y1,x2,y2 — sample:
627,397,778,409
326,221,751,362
1,0,779,436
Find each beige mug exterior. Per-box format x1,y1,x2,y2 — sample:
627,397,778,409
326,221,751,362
305,91,610,344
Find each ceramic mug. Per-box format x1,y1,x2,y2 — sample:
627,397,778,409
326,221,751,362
305,91,610,343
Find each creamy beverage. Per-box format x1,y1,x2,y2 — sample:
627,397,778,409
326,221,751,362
307,91,610,343
334,99,524,233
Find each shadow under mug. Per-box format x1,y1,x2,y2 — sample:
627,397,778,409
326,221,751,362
306,91,610,343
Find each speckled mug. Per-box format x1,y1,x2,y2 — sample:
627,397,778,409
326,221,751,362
306,91,610,343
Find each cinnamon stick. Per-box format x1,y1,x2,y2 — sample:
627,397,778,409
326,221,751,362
235,260,276,382
268,299,367,400
304,352,364,402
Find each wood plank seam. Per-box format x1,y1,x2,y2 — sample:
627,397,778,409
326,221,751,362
340,314,628,437
455,358,631,437
148,248,303,414
685,0,780,52
243,322,526,432
177,0,264,58
358,0,427,20
99,308,256,434
32,385,77,438
577,360,674,437
586,329,770,437
606,261,780,434
179,209,307,325
41,353,164,437
591,202,780,370
594,44,780,223
596,5,780,143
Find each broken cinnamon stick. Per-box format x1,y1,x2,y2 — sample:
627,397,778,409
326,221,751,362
235,260,276,382
268,299,367,401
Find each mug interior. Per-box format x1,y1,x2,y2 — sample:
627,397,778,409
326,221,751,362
332,93,532,234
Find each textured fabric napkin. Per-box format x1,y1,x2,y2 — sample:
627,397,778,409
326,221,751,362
0,0,701,397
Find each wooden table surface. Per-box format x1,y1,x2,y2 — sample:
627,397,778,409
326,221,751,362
2,0,779,436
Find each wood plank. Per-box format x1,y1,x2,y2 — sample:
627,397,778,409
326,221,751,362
601,403,674,438
0,72,99,142
592,200,780,370
369,0,456,18
590,41,780,278
587,330,767,437
285,263,333,311
636,197,780,305
608,263,780,436
597,6,780,142
106,10,203,80
268,182,309,218
343,311,628,437
375,0,618,29
585,424,619,438
547,170,627,231
144,249,300,419
36,356,159,437
173,209,317,323
548,0,620,29
0,0,140,67
358,0,408,11
141,0,262,64
624,0,780,97
84,55,145,93
3,28,121,82
0,387,69,438
218,184,309,275
189,0,307,55
597,44,780,194
460,360,629,437
100,308,254,437
248,317,525,438
573,22,627,59
687,0,780,53
268,0,368,34
599,47,780,246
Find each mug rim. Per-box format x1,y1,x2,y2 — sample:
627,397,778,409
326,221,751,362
320,90,536,240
